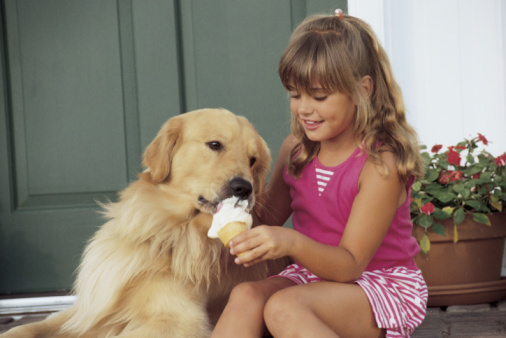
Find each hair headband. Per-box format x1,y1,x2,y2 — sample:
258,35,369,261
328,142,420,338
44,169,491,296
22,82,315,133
334,9,344,19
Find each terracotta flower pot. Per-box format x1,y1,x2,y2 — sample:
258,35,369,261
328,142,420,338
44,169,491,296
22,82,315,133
412,213,506,306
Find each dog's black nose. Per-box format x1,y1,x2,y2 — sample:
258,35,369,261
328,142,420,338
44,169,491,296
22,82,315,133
229,178,253,199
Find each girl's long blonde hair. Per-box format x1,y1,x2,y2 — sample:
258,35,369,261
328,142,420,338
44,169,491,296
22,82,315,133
279,14,423,183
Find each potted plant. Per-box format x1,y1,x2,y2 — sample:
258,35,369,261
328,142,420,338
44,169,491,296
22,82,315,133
410,133,506,306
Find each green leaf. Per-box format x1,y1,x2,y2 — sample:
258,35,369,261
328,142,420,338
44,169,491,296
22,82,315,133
442,206,454,215
412,181,422,192
464,180,477,191
420,196,434,207
433,208,452,220
453,207,465,225
420,234,431,254
418,214,433,228
462,166,482,176
453,183,466,195
432,190,457,203
466,153,475,164
472,213,491,226
421,152,431,164
438,158,449,170
411,197,422,209
424,184,443,193
432,222,446,237
490,201,502,212
476,172,492,184
425,169,439,182
465,199,489,212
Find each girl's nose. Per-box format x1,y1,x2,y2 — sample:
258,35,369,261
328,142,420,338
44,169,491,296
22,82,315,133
297,97,313,116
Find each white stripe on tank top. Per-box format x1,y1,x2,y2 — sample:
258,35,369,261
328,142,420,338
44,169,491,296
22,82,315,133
315,167,334,196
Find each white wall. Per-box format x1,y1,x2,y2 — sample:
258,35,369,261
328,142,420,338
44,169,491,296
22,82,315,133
349,0,506,276
349,0,506,156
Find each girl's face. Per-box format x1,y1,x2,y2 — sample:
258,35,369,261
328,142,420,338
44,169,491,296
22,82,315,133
289,85,357,147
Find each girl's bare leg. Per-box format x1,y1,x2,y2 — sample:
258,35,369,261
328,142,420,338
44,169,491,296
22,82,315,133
264,281,384,338
211,277,295,338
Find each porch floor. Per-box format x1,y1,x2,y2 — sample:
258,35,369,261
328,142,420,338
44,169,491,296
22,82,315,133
1,300,505,336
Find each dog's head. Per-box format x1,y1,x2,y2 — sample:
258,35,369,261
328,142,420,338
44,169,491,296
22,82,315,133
142,108,271,215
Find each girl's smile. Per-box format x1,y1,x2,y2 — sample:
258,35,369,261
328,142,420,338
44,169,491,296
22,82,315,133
302,119,324,130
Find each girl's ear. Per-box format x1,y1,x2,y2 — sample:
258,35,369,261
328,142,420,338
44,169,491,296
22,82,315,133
360,76,374,98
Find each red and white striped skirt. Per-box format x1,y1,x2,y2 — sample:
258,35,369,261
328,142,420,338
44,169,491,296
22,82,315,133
356,267,427,337
271,264,427,337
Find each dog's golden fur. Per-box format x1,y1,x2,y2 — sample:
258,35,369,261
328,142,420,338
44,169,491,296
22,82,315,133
2,109,287,337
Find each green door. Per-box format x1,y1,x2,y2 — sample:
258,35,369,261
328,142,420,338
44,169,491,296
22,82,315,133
0,0,345,295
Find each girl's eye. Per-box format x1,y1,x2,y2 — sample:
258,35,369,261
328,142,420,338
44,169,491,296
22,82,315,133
314,96,328,101
206,141,223,151
289,90,300,99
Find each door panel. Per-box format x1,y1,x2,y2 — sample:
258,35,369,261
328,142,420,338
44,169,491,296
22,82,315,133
8,1,127,203
0,0,182,294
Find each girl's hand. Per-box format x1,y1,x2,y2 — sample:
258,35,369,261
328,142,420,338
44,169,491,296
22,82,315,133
229,226,295,267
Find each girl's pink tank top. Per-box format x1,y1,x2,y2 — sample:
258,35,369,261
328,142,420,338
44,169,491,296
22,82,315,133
283,147,419,271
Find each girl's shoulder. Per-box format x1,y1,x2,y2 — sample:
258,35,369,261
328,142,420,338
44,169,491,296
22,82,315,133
363,146,400,181
281,134,298,152
376,147,398,166
270,134,298,180
279,134,298,164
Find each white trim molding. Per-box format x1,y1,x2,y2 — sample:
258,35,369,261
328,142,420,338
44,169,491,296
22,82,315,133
0,296,76,315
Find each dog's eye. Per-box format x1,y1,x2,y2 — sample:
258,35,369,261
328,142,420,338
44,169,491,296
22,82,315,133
206,141,223,151
249,157,256,167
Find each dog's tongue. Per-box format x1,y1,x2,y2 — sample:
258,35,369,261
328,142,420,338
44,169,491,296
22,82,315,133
215,203,223,213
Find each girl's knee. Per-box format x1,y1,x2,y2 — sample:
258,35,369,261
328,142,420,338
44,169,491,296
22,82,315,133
264,288,302,333
229,281,269,305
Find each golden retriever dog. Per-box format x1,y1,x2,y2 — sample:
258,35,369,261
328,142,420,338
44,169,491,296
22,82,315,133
2,108,287,337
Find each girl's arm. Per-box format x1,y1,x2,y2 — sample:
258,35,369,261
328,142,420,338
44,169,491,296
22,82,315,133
233,151,405,283
255,134,296,227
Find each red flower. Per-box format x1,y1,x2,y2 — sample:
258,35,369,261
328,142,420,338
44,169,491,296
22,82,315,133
455,145,466,150
439,170,451,184
450,170,463,182
472,172,481,179
420,202,435,215
495,152,506,166
431,144,443,153
447,148,461,166
478,133,488,145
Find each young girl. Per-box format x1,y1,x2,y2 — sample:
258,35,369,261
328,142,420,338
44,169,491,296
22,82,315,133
211,11,427,338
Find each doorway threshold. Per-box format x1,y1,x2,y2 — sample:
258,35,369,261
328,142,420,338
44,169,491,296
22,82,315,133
0,295,76,315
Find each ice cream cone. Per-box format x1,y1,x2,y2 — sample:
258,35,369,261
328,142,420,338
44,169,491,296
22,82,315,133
208,197,252,257
217,221,248,247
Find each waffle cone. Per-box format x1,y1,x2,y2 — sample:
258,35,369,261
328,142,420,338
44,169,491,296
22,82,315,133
217,221,248,247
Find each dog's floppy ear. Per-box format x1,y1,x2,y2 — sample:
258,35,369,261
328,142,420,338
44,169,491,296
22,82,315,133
143,115,183,183
254,136,272,196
